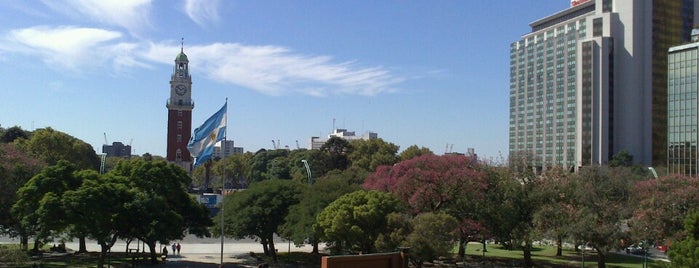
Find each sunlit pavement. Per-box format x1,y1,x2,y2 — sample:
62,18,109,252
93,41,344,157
1,234,315,266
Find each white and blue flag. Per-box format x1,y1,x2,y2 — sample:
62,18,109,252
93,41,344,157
188,103,227,168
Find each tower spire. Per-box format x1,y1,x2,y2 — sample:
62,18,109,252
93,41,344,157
181,37,184,53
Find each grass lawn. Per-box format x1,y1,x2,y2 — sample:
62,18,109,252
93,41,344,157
462,242,671,268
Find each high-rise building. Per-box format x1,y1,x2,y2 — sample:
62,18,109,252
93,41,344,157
509,0,695,170
166,44,194,172
668,30,699,176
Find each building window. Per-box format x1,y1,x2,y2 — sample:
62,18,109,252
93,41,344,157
177,121,182,130
177,134,182,143
593,18,603,37
178,110,183,117
176,149,182,161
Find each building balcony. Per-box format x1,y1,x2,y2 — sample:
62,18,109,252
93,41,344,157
166,99,195,109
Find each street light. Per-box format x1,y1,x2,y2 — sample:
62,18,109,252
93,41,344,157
648,167,658,179
301,160,312,185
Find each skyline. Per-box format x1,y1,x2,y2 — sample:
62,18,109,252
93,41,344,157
0,1,571,161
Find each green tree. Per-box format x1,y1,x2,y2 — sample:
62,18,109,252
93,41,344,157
608,150,633,167
1,126,29,143
15,127,99,170
566,166,640,268
280,168,363,254
348,139,400,172
11,161,81,251
246,149,291,183
0,143,45,239
317,190,402,254
668,212,699,267
398,145,433,161
109,158,212,263
218,179,304,262
532,167,572,257
62,170,131,268
320,137,352,171
405,212,458,268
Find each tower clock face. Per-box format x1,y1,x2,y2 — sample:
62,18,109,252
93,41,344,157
175,84,187,96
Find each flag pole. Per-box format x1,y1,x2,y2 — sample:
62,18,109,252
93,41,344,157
220,97,227,267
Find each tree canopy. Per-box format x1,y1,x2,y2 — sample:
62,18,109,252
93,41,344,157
317,190,402,254
218,179,304,262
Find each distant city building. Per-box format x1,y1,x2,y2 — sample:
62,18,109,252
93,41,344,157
509,0,695,170
668,30,699,176
213,140,244,159
102,142,131,158
310,128,378,149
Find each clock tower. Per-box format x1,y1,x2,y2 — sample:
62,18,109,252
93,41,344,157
166,43,194,171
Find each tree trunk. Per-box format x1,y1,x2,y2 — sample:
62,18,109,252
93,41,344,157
98,244,109,268
262,240,269,256
268,234,278,263
482,238,487,252
556,235,562,256
597,250,606,268
523,240,533,268
20,235,28,251
147,242,158,264
32,239,40,252
457,236,466,258
312,240,319,255
78,236,87,253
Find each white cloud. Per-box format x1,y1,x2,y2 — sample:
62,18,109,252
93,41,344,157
143,42,404,96
41,0,153,34
184,0,220,27
4,26,124,70
2,29,402,96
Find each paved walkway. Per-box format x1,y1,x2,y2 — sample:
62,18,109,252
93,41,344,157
2,235,315,267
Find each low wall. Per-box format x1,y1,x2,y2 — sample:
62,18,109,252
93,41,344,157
321,251,408,268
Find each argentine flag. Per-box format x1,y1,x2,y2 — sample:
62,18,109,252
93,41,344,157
188,103,227,168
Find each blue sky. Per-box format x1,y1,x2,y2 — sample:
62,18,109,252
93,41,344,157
0,0,571,162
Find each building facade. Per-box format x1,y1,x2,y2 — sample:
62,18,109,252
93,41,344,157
102,142,132,158
310,128,378,150
213,140,244,159
509,0,694,170
166,46,194,171
668,31,699,176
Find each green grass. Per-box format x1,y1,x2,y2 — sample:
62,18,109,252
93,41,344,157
462,243,671,268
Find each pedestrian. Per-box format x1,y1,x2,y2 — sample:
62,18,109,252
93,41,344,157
172,243,176,255
176,243,181,255
162,246,168,261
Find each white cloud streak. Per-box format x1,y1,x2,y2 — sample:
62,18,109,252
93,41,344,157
184,0,220,27
41,0,153,34
1,26,403,96
4,26,124,70
144,42,403,96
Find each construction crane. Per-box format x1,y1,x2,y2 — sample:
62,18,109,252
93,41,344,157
295,140,300,150
103,132,108,145
271,140,278,150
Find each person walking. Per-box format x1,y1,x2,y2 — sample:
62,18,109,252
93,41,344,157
171,243,176,255
176,243,181,255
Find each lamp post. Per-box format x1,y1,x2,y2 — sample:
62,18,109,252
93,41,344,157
301,160,312,185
